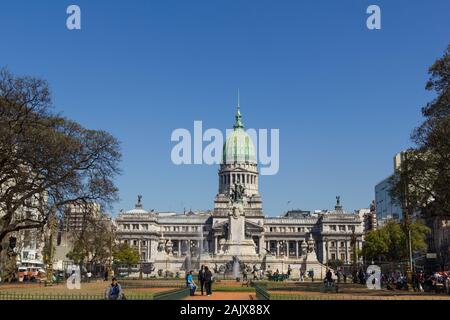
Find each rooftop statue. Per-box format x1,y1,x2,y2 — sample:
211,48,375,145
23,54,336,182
230,182,245,203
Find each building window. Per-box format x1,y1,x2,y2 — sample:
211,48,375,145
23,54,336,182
340,241,345,248
133,240,137,246
142,241,146,245
133,224,139,230
142,224,148,230
331,253,336,260
339,225,346,231
330,241,336,247
330,225,337,231
340,253,345,260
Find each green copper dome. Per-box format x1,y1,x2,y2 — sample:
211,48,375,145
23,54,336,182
222,106,256,164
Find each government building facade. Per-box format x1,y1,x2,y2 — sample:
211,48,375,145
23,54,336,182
115,105,370,278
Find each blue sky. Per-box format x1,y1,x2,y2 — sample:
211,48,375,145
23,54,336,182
0,1,449,216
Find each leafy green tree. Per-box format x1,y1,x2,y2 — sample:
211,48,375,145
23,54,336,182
391,44,450,216
0,68,121,277
361,220,430,262
66,211,115,274
113,243,139,276
327,259,344,270
360,230,389,262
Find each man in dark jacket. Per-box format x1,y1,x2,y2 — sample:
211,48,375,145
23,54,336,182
325,269,333,287
204,266,213,296
198,265,206,295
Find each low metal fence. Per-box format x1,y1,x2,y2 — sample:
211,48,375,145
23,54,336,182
153,287,190,300
0,292,155,300
120,279,185,289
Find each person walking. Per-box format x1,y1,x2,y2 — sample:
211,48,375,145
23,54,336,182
336,269,342,283
300,269,305,282
325,269,333,287
242,269,248,281
105,277,124,300
204,266,213,296
198,265,206,296
417,271,424,292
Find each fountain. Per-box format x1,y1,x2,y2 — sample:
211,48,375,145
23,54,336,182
185,249,192,272
197,229,204,267
232,256,240,281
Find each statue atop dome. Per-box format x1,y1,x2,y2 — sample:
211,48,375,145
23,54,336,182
230,182,245,203
136,194,143,208
234,89,244,129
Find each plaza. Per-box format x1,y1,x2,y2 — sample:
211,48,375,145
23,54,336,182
1,279,450,301
111,105,369,281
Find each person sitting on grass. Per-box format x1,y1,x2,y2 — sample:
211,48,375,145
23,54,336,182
105,277,124,300
187,271,197,296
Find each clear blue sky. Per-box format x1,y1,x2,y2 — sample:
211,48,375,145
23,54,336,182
1,1,449,216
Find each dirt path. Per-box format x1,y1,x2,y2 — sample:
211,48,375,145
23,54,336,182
184,292,255,300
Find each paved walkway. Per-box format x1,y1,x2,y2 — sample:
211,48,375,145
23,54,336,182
184,292,255,300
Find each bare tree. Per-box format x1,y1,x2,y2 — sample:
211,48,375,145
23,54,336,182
0,68,121,275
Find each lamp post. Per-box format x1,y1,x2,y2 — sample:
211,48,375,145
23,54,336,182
401,151,414,291
350,229,358,283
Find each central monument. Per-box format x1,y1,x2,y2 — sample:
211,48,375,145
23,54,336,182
221,182,258,256
119,96,330,279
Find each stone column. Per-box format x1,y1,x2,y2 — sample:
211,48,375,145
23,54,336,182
336,241,339,261
276,241,280,256
258,236,263,254
214,236,218,254
345,240,349,263
147,240,150,261
138,239,141,261
295,241,299,258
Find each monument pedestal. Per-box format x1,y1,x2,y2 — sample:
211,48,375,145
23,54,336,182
221,239,258,256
